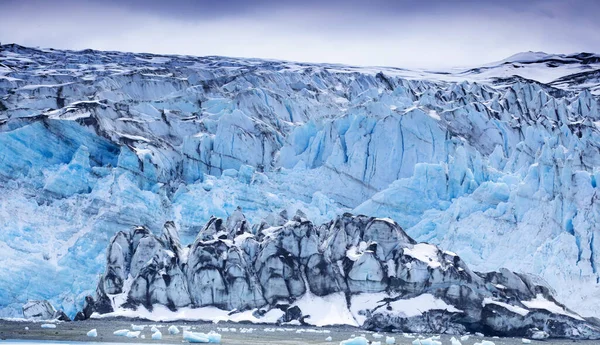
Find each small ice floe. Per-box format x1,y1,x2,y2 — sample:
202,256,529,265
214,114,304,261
126,331,141,338
151,326,159,333
41,324,56,329
475,332,485,337
168,325,180,335
86,329,97,337
522,340,532,344
131,324,145,331
326,336,332,341
183,330,222,343
141,335,146,339
372,333,383,339
114,329,129,336
473,341,495,345
24,327,29,331
530,330,549,340
450,336,462,345
372,342,381,345
460,335,470,341
152,330,163,340
385,336,395,344
412,337,441,345
340,336,368,345
403,333,415,338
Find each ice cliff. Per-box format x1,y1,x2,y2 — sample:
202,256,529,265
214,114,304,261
1,44,600,319
84,212,600,339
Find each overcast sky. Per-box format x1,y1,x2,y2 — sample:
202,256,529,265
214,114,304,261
1,0,599,69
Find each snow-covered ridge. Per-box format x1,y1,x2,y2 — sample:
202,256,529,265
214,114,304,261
82,211,599,339
1,44,600,321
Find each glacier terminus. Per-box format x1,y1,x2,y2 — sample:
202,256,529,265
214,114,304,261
1,44,600,339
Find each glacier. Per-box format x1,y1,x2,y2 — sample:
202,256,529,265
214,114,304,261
1,44,600,320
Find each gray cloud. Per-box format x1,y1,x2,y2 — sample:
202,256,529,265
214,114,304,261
1,0,599,68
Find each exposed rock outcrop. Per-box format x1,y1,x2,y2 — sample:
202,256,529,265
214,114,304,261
90,211,600,339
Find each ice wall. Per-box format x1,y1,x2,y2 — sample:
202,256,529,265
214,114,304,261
1,44,600,317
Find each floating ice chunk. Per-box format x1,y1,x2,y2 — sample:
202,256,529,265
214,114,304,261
403,333,415,338
184,332,209,343
326,336,333,341
474,341,495,345
183,330,222,343
152,330,163,340
340,336,368,345
386,336,395,344
131,324,145,331
522,340,532,344
414,337,442,345
530,331,549,340
87,329,97,337
372,333,383,339
151,326,159,333
126,331,141,338
206,331,222,343
475,332,484,337
460,335,470,341
373,342,381,345
41,324,56,329
168,325,180,334
24,327,29,331
450,337,462,345
114,329,129,336
141,335,146,339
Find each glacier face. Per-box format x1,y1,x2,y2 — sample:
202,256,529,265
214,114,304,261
1,44,600,318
